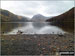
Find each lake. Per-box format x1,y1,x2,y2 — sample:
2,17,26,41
1,22,67,35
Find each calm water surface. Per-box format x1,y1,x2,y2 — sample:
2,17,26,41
1,22,66,35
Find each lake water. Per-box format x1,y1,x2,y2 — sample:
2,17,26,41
1,22,66,35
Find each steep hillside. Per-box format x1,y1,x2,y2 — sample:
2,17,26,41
46,7,74,33
0,9,29,22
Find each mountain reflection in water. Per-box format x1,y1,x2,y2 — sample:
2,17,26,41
1,22,70,35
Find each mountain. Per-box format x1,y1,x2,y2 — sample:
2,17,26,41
31,14,49,22
0,9,29,22
46,7,74,33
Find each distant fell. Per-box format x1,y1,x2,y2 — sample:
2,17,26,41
31,14,49,22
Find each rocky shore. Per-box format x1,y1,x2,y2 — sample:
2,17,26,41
1,34,74,55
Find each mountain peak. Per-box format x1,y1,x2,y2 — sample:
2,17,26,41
33,14,44,17
31,14,48,22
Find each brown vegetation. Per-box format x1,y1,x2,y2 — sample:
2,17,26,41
0,9,29,22
46,7,74,33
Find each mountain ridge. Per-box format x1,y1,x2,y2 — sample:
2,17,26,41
0,9,30,22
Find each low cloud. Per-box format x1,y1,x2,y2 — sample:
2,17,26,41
1,1,74,18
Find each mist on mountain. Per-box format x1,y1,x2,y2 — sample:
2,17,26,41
31,14,51,22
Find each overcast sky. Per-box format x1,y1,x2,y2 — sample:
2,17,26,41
1,1,74,18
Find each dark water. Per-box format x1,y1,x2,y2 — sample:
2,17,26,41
1,22,68,35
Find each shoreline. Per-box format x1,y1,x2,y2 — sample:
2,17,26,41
1,34,74,55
